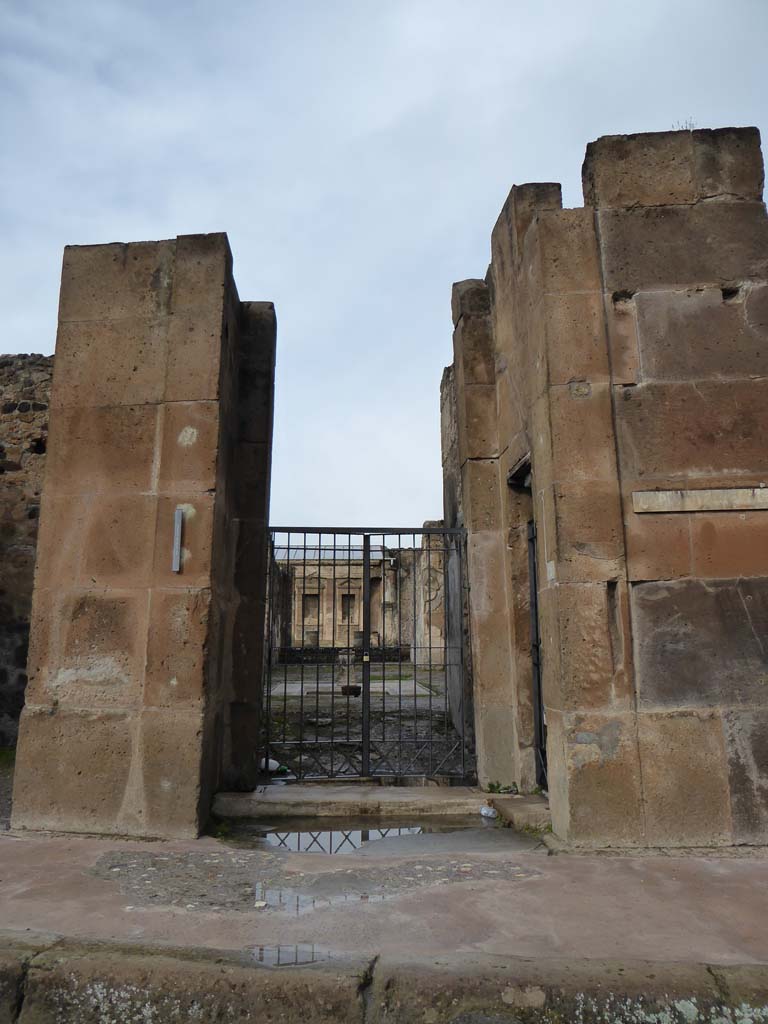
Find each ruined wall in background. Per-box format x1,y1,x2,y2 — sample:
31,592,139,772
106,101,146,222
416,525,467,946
445,126,768,846
0,355,53,746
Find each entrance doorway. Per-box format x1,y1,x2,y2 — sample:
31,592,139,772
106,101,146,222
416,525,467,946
263,527,473,781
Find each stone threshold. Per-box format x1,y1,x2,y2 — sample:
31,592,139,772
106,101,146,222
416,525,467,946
213,782,485,819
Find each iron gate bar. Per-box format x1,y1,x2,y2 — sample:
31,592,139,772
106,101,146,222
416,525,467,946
362,534,371,777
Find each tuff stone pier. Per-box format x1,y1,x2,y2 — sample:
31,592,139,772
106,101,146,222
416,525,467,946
10,234,275,839
443,127,768,847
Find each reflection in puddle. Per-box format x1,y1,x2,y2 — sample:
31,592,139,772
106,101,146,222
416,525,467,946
251,944,332,966
254,882,386,916
228,817,484,855
262,825,424,854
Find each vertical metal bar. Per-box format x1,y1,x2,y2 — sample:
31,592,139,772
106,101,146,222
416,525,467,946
345,535,351,745
412,531,418,762
315,531,322,751
458,533,467,777
380,533,386,754
264,530,275,770
397,532,403,775
362,533,371,777
330,532,337,778
426,528,433,776
283,531,290,745
299,531,307,779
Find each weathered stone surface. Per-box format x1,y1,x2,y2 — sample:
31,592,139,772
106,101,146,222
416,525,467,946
453,311,495,385
11,707,134,833
583,127,764,208
598,201,768,292
541,582,632,713
19,943,362,1024
451,278,490,326
52,317,168,409
604,293,640,384
691,511,768,577
549,710,644,845
639,711,732,846
45,404,158,495
537,208,602,293
139,709,206,837
583,130,699,208
615,379,768,481
624,510,692,581
635,284,768,381
158,401,220,494
544,291,609,386
723,709,768,844
144,589,212,708
58,240,176,323
632,578,768,708
461,459,502,532
153,493,215,588
551,480,624,583
457,384,498,462
81,494,157,587
548,383,617,482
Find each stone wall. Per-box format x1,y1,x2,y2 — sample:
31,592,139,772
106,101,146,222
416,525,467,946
11,234,275,838
0,355,53,746
444,127,768,846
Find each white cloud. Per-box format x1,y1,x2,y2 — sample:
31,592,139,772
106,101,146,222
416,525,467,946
1,0,766,524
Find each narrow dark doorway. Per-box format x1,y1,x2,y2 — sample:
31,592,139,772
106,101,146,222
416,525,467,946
527,519,547,790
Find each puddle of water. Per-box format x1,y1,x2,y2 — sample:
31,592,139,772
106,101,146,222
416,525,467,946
228,816,487,855
253,882,387,916
251,944,333,966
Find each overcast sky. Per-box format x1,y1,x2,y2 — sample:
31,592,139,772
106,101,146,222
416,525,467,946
2,0,766,527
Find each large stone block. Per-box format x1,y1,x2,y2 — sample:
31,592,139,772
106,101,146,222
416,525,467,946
461,459,502,532
11,707,134,833
604,294,640,384
45,404,158,495
157,401,220,494
58,240,176,323
638,711,732,845
491,182,563,279
138,709,206,837
164,311,224,403
635,284,768,381
494,364,525,455
583,131,698,208
551,709,645,845
597,201,768,293
230,442,271,521
551,479,625,582
451,278,490,326
624,510,692,581
632,578,768,708
82,494,157,587
542,581,633,713
614,380,768,481
453,313,495,385
474,700,518,788
32,494,89,589
537,208,602,294
583,127,764,209
170,233,232,317
544,291,609,386
691,511,768,577
52,317,168,409
25,591,146,709
457,384,498,462
693,126,765,202
144,588,213,708
549,382,618,482
723,709,768,844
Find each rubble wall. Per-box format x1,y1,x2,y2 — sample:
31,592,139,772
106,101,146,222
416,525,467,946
445,127,768,845
0,355,53,746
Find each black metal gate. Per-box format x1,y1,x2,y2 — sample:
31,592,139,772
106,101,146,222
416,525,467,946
262,527,473,780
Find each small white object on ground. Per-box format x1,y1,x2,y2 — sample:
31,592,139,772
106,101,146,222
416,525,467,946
480,801,498,819
262,758,280,772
